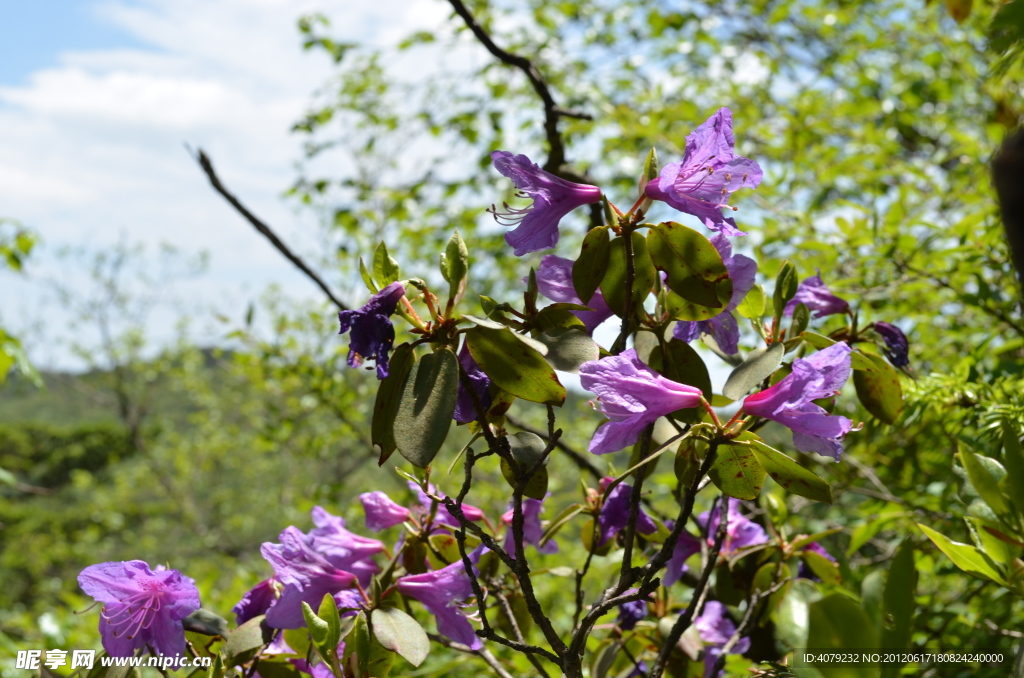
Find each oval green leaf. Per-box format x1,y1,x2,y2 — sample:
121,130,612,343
372,344,416,466
722,342,785,400
854,353,903,424
573,225,611,304
648,221,731,308
748,439,833,504
601,231,657,317
371,607,429,668
709,442,766,500
466,327,565,405
394,347,458,468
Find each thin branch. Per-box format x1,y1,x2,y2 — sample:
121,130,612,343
192,148,348,311
505,413,602,480
708,577,792,676
492,586,554,677
428,634,516,678
445,0,591,173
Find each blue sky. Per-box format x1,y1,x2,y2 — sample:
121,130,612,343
0,1,147,86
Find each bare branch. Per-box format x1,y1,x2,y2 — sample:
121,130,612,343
192,148,348,311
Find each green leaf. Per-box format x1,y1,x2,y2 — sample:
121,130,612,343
736,284,766,319
772,261,798,319
461,313,505,330
917,523,1006,585
318,593,342,653
343,612,371,676
359,256,379,293
804,594,879,678
373,242,400,286
372,344,416,465
853,353,903,424
880,540,917,678
533,327,599,373
394,347,459,467
371,607,429,667
643,147,659,181
958,448,1010,517
722,342,785,401
773,579,821,650
648,221,731,308
466,326,565,405
748,439,833,504
647,338,712,424
224,615,272,657
1000,420,1024,515
182,609,230,637
709,442,766,500
442,230,468,294
500,431,549,499
802,332,878,371
601,231,657,316
302,601,331,649
789,302,810,337
803,549,842,585
573,226,611,304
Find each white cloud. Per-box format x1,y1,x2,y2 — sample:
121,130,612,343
0,0,448,368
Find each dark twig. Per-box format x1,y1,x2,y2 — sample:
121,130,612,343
428,633,516,678
505,413,602,480
708,577,792,677
618,424,655,584
192,148,348,311
492,586,554,677
445,0,591,173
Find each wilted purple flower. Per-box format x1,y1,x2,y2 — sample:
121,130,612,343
664,523,702,587
338,282,406,379
616,589,649,631
534,255,615,334
784,272,849,318
643,108,762,237
409,481,486,529
501,497,559,557
397,560,480,649
580,349,703,454
874,322,909,368
695,601,750,678
673,234,757,354
307,506,384,586
78,560,201,659
798,541,837,581
454,343,492,424
360,491,411,531
598,478,658,546
233,577,280,625
742,342,855,461
697,498,769,558
489,151,602,256
260,526,357,629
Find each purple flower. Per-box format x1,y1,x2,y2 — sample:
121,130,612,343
337,282,405,379
784,272,849,318
616,589,649,630
260,526,358,629
501,497,559,557
410,481,486,529
534,255,615,334
397,561,480,650
307,506,384,586
579,349,704,454
360,491,411,531
694,601,750,678
664,524,701,587
673,234,757,354
798,541,837,581
598,478,658,546
643,108,762,237
232,577,280,625
259,634,344,678
454,343,492,424
742,342,855,461
874,322,909,368
696,498,769,558
78,561,201,659
489,151,602,256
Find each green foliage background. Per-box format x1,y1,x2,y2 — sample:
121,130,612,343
3,0,1024,675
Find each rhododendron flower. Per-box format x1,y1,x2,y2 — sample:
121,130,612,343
874,321,909,368
78,560,201,659
616,589,648,630
359,491,411,531
580,349,703,454
742,342,854,461
643,108,762,236
489,151,602,256
697,498,769,558
784,272,849,318
337,282,406,379
454,343,492,424
534,255,615,334
397,561,481,649
260,526,357,629
307,506,384,585
664,524,701,587
673,234,757,354
233,577,279,625
501,497,559,557
695,601,750,678
598,478,658,546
